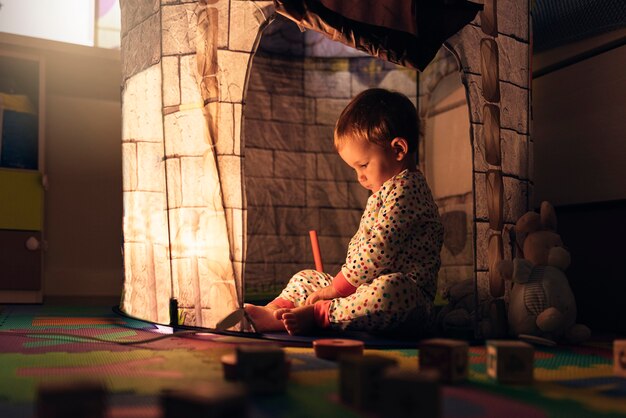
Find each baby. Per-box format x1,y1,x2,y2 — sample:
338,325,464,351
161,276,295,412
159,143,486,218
245,88,443,336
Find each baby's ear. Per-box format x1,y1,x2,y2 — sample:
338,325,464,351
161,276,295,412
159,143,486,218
390,137,409,159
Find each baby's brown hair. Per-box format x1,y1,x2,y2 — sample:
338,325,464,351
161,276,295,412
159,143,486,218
334,88,419,154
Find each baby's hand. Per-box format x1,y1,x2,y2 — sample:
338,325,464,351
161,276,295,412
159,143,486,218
305,285,341,305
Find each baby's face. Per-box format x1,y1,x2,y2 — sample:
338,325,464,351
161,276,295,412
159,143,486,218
338,140,405,193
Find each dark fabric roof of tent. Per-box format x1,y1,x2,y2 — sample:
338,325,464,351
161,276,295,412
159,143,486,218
273,0,483,71
533,0,626,52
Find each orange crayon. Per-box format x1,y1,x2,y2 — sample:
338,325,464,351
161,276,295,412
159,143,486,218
309,230,324,272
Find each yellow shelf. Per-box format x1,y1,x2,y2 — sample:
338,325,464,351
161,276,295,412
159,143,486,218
0,169,43,231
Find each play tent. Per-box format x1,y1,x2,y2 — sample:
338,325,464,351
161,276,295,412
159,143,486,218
119,0,531,337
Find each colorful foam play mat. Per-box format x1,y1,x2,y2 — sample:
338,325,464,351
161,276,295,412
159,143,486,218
0,304,624,417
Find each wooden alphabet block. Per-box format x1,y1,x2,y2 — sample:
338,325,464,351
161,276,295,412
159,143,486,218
486,340,534,384
37,380,106,418
161,383,248,418
221,353,239,381
613,340,626,378
235,344,288,394
340,354,397,409
419,338,469,383
380,368,441,418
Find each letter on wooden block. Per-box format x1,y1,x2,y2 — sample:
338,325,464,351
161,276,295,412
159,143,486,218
486,340,534,383
419,338,469,383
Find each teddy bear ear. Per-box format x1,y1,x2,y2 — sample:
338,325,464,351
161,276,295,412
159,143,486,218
540,201,557,231
515,211,541,234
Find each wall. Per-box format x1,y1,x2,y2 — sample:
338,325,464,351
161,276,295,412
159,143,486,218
532,29,626,333
420,54,474,298
533,29,626,206
46,96,122,299
244,18,418,296
0,33,123,302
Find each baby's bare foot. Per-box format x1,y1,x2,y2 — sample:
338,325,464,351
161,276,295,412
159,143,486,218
279,305,316,336
244,304,286,332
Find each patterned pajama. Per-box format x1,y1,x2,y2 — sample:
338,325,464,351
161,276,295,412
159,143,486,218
276,169,443,333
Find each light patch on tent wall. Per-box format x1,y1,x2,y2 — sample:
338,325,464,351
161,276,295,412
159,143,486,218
118,0,269,329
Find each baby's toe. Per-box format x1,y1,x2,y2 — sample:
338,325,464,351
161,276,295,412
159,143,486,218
273,308,289,320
